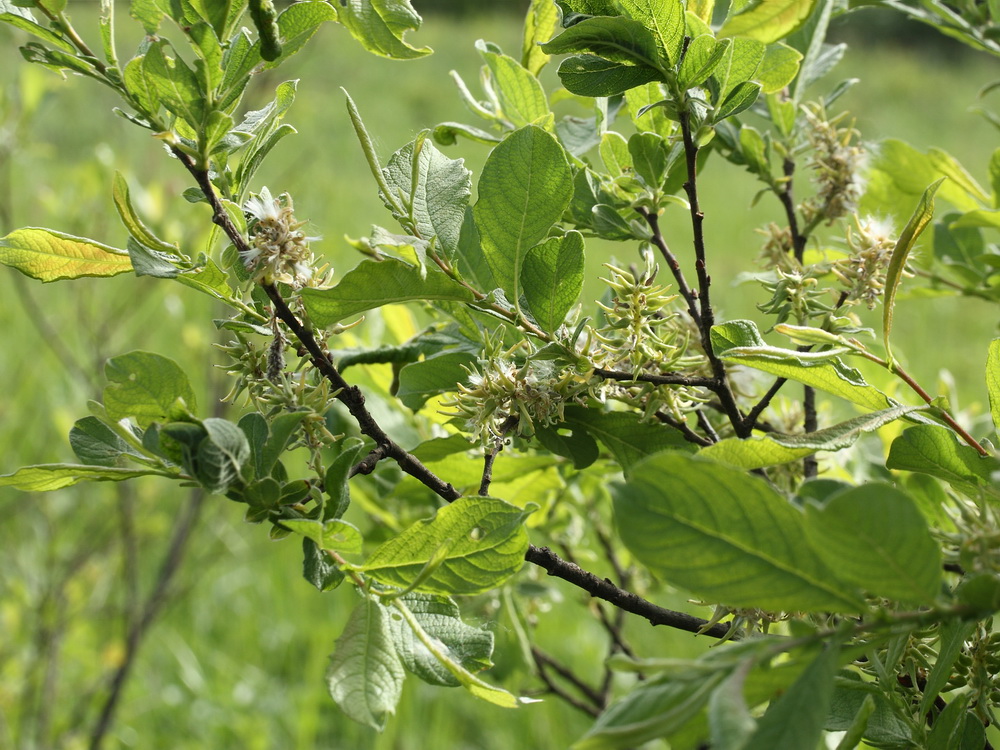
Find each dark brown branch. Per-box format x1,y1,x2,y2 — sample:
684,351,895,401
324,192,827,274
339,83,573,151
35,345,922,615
594,367,716,388
636,206,701,328
777,157,808,264
351,443,390,477
655,409,713,447
525,545,734,639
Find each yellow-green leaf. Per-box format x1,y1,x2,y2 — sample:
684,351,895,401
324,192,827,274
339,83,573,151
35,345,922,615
0,227,131,282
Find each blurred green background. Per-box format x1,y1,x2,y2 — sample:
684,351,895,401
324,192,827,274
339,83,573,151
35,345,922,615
0,3,998,749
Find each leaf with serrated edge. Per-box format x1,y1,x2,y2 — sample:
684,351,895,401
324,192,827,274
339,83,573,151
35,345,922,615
0,227,131,281
360,496,532,596
326,598,405,731
614,452,865,612
804,484,941,605
700,406,918,469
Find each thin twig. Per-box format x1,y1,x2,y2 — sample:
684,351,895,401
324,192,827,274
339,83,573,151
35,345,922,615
531,647,603,712
594,367,716,388
654,409,713,447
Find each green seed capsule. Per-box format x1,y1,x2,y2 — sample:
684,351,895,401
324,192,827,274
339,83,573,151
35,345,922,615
249,0,282,62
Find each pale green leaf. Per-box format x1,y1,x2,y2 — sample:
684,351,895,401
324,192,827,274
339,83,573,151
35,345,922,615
883,178,944,365
988,339,1000,439
333,0,431,60
719,0,817,44
300,258,476,327
0,227,131,281
755,42,802,93
540,16,662,69
713,320,896,412
0,12,74,51
613,452,865,612
473,125,573,305
477,40,550,128
615,0,686,66
950,208,1000,229
700,406,918,469
804,484,941,605
521,231,585,333
112,172,178,255
143,40,205,127
0,464,172,491
103,351,197,428
388,593,494,687
361,496,532,596
281,518,363,554
522,0,558,75
677,35,731,90
326,598,405,731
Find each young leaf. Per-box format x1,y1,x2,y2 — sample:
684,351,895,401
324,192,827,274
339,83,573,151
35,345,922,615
615,0,686,67
988,339,1000,438
360,496,532,596
396,351,478,411
521,231,585,332
282,518,363,554
300,258,476,327
613,452,865,612
919,619,977,718
741,644,840,750
333,0,431,60
522,0,558,75
0,227,131,282
718,0,817,44
883,177,945,366
387,593,494,687
476,40,551,128
194,417,250,494
0,464,174,491
755,42,802,93
677,35,731,90
473,125,574,306
69,416,142,467
700,406,918,469
142,40,206,129
103,351,198,428
326,598,406,731
112,172,179,255
886,424,1000,496
382,137,472,257
0,11,74,52
266,0,339,64
712,320,896,412
804,484,942,605
302,538,345,591
540,16,662,69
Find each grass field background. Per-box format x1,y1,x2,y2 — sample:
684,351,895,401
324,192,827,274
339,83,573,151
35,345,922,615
0,5,998,748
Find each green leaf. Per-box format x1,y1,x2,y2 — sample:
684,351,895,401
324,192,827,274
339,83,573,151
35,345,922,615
535,425,600,470
556,54,662,97
326,598,405,731
473,125,574,306
883,178,944,365
360,496,532,596
0,12,74,51
143,40,205,128
563,405,692,471
887,424,1000,496
194,417,250,494
927,693,974,750
190,0,232,38
804,484,941,605
742,644,840,750
0,464,172,491
333,0,430,60
540,16,662,69
677,35,731,90
302,538,345,591
300,258,476,327
112,172,178,255
323,438,366,520
707,666,756,750
264,0,338,65
396,351,477,411
388,593,494,687
834,695,876,750
920,619,977,718
628,131,669,187
719,0,817,44
574,670,728,750
521,231,585,332
129,0,164,33
615,0,686,66
988,339,1000,439
0,227,131,282
282,518,363,554
826,675,914,745
522,0,559,75
613,452,865,612
755,42,801,93
711,36,765,102
103,351,197,428
716,80,762,120
69,416,141,467
476,39,550,128
700,406,918,469
382,137,472,257
713,320,896,412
